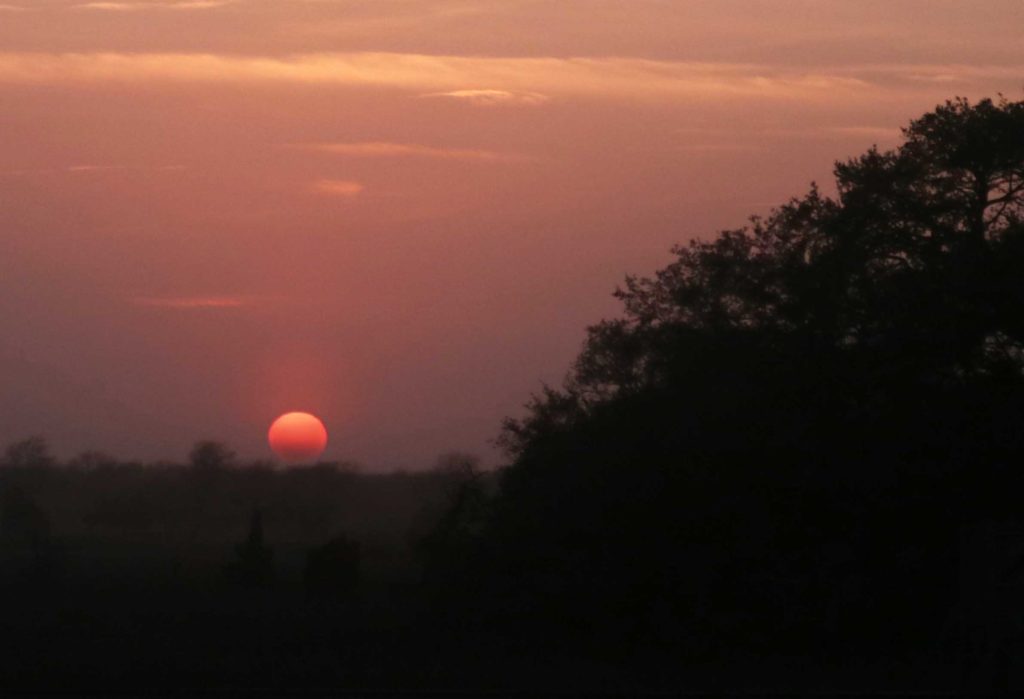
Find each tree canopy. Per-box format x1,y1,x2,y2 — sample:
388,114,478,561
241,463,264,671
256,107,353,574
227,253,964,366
503,96,1024,456
439,96,1024,658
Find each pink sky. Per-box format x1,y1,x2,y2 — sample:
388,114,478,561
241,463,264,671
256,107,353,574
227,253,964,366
1,1,1022,468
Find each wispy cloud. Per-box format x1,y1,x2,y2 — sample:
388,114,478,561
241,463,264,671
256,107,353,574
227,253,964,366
75,0,232,10
66,164,129,172
0,52,887,103
422,89,550,107
299,141,530,163
0,52,1018,105
311,179,364,197
0,164,186,177
132,295,250,309
76,2,142,8
0,4,28,10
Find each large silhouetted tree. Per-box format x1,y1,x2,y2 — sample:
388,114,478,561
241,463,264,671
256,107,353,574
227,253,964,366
433,97,1024,661
502,96,1024,450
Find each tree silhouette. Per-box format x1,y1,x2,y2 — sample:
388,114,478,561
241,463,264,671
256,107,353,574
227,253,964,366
226,509,274,588
4,437,54,469
417,454,489,599
68,450,118,470
501,98,1024,450
441,96,1024,661
189,440,235,470
0,486,54,586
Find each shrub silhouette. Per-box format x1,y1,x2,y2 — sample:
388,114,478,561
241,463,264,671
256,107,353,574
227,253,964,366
3,437,54,469
226,509,274,588
417,454,489,601
189,440,235,470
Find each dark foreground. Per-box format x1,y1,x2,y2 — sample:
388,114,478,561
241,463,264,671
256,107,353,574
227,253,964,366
0,463,978,693
0,464,974,695
0,582,963,693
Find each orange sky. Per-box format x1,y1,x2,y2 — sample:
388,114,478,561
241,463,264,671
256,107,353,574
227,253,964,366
1,1,1022,467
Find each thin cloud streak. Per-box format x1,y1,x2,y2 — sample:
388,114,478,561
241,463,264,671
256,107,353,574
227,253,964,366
311,179,364,197
66,164,130,172
300,141,531,162
0,164,186,177
0,52,924,103
422,89,550,106
75,0,233,10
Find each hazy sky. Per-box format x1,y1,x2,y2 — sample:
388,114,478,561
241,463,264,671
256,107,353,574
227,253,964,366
1,1,1022,468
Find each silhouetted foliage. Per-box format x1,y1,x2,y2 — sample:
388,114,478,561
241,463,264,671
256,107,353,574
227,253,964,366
421,96,1024,680
82,492,154,533
417,454,490,600
4,437,54,469
226,509,274,587
189,440,235,470
305,534,360,598
68,450,118,471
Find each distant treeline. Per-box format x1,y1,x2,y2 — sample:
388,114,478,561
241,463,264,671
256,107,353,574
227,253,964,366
0,439,488,585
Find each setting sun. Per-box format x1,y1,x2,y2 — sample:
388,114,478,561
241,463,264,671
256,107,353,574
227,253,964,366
268,411,328,463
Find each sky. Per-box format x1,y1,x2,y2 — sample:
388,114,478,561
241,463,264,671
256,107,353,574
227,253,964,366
1,0,1022,469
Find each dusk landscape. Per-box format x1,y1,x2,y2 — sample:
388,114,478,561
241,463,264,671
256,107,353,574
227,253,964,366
2,1,1024,693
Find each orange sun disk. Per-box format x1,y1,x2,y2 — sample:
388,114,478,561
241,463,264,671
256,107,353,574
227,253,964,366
268,411,328,463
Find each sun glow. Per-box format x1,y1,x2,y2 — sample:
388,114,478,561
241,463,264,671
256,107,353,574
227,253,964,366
268,411,328,463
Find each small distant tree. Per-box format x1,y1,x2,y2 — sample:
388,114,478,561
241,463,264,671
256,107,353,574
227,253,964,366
226,509,274,587
304,534,361,598
4,437,54,468
68,450,118,470
189,440,234,470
